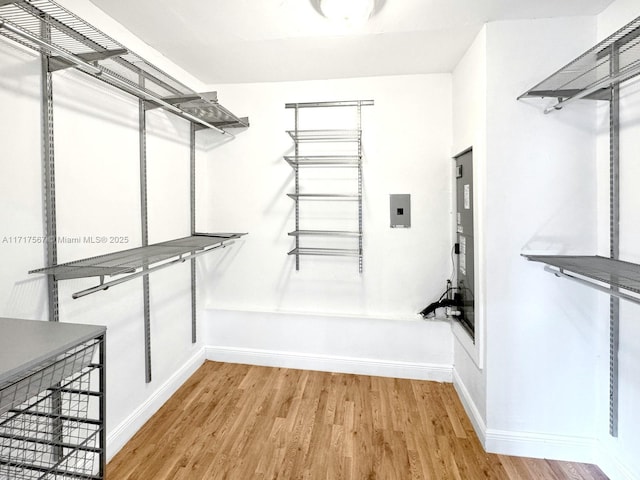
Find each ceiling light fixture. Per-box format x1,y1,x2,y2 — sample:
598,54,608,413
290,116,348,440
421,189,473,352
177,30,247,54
319,0,375,26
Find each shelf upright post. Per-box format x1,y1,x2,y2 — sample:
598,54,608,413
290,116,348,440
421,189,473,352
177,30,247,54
357,102,363,273
609,42,621,437
40,15,58,324
139,73,152,384
190,123,197,344
39,13,64,463
294,105,300,270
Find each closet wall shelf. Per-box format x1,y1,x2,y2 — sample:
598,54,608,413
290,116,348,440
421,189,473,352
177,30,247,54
287,247,361,258
29,233,246,299
523,254,640,305
286,130,362,143
518,15,640,112
285,100,374,109
283,155,361,167
0,0,247,132
287,193,360,201
288,230,362,238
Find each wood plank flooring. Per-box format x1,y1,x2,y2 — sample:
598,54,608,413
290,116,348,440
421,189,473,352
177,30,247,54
107,362,608,480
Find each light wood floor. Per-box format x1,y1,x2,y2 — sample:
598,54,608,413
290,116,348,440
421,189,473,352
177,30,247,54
107,362,608,480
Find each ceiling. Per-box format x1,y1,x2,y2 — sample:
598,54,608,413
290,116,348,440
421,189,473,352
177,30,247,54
88,0,616,84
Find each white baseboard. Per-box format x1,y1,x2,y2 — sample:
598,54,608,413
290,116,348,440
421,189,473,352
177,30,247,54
452,368,596,464
205,346,453,382
484,429,595,464
596,441,640,480
106,347,206,461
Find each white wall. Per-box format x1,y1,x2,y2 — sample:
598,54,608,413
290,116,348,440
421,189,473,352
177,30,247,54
0,2,214,459
0,43,44,319
198,74,455,379
484,17,599,460
595,2,640,478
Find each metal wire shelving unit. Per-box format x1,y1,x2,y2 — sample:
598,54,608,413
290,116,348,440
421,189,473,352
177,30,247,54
0,0,250,384
285,100,373,273
519,14,640,437
0,318,106,480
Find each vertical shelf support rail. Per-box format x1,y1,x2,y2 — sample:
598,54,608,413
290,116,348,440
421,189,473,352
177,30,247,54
190,123,197,344
608,42,621,437
40,12,58,324
139,74,152,384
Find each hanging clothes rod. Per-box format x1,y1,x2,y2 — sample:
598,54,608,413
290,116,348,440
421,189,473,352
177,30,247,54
542,61,640,114
0,20,231,135
72,241,234,299
543,266,640,306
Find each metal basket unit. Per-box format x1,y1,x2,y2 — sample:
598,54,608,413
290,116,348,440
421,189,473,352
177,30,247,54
0,336,104,480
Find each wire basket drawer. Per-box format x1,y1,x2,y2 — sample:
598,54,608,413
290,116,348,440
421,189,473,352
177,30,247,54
0,337,103,479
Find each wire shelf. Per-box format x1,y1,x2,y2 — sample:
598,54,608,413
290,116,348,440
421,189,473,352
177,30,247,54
287,247,360,258
0,0,246,131
29,233,246,298
519,15,640,109
288,230,362,237
283,156,361,168
30,233,243,280
286,193,360,201
524,254,640,298
286,130,361,143
285,100,374,109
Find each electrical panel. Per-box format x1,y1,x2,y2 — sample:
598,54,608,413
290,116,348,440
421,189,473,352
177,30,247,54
390,194,411,228
454,149,474,338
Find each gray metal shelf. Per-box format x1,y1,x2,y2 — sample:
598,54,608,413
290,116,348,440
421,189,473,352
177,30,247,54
288,230,362,237
286,193,361,200
287,247,361,257
519,15,640,113
283,155,361,168
286,130,361,143
0,318,106,479
29,233,245,298
0,0,248,132
285,100,375,109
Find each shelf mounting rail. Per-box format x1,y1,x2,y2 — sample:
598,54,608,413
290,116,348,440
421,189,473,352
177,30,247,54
0,0,248,132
